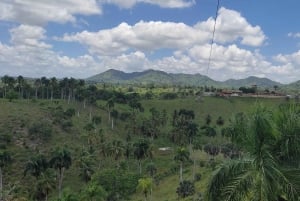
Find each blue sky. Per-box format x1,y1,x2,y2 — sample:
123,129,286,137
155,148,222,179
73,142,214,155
0,0,299,84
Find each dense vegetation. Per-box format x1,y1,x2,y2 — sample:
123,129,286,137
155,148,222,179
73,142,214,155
0,75,299,201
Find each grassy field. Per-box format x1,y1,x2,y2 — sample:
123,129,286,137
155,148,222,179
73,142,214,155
0,95,288,200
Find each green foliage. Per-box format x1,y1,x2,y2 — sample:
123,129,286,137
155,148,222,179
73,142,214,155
6,90,18,102
64,108,76,118
93,169,140,200
80,181,107,201
136,177,153,200
176,180,195,198
206,103,300,201
92,116,101,125
28,120,53,141
24,153,48,179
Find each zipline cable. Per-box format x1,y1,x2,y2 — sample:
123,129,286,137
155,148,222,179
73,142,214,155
206,0,220,75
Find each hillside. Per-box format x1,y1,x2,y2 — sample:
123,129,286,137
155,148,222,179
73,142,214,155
281,80,300,94
87,69,283,88
0,95,287,201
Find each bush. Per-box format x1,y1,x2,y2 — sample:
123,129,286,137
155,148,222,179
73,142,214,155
176,180,195,198
64,108,76,117
119,112,131,121
92,116,102,125
28,120,52,141
194,173,201,182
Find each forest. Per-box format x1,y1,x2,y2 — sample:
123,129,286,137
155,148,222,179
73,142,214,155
0,75,299,201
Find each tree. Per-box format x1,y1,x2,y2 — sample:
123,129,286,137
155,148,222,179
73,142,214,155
76,149,95,183
106,98,114,122
1,75,9,97
17,75,24,98
24,154,48,179
34,78,41,99
133,139,150,174
50,77,58,101
49,147,72,199
174,147,190,182
206,104,300,201
145,162,157,178
0,151,12,201
136,178,153,201
274,103,300,166
176,180,195,198
80,181,107,201
34,169,56,201
110,109,118,130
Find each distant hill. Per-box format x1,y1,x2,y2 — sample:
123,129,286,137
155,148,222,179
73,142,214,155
281,80,300,93
223,76,282,89
87,69,283,88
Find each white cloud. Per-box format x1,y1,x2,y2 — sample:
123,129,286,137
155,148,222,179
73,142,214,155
0,6,298,84
10,25,51,48
0,24,101,78
59,8,265,56
288,32,300,38
0,0,101,25
101,0,195,8
0,0,195,25
196,7,266,46
60,21,210,55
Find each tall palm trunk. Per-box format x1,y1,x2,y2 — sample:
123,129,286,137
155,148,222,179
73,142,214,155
180,162,183,182
0,167,2,201
58,168,64,199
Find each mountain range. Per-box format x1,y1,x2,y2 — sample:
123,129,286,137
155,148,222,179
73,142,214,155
87,69,298,91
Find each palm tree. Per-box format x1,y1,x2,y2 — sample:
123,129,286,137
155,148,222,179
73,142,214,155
136,177,153,201
0,151,12,201
274,103,300,166
174,147,190,182
34,78,41,99
111,109,118,130
24,154,48,179
1,75,9,97
35,169,56,201
106,98,114,122
133,139,150,175
145,162,157,178
76,149,95,183
206,104,300,201
50,77,57,101
17,75,24,98
49,147,72,199
110,140,124,161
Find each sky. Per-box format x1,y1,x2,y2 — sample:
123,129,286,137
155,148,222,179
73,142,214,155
0,0,299,84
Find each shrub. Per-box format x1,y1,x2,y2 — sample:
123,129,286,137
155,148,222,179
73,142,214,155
28,120,52,141
176,180,195,198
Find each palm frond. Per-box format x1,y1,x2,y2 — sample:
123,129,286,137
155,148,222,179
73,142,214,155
206,159,252,201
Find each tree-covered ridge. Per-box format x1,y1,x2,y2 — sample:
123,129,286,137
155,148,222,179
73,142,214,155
87,69,283,88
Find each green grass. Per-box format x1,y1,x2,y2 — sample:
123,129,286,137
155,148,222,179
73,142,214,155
0,96,288,200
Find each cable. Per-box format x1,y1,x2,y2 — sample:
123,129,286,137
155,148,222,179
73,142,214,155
206,0,220,75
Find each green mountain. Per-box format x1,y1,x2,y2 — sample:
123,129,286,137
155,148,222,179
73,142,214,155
281,80,300,94
223,76,282,89
87,69,282,88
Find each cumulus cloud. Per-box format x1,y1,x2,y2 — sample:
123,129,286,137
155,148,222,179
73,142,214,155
196,7,266,46
60,21,210,55
0,0,101,25
0,0,195,25
0,5,298,83
0,24,100,78
59,8,266,56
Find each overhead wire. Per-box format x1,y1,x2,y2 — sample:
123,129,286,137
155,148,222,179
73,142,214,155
206,0,220,75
